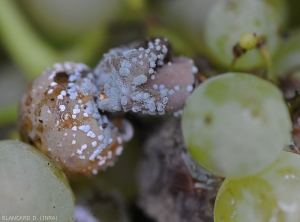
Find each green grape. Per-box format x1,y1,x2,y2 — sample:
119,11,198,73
262,0,289,25
273,28,300,78
182,73,291,178
214,151,300,222
238,33,258,50
0,140,75,221
203,0,281,70
158,0,217,38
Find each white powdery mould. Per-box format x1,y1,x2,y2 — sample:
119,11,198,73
19,61,130,176
133,75,147,85
93,37,195,115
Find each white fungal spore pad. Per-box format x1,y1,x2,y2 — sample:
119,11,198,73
19,62,123,177
94,37,196,115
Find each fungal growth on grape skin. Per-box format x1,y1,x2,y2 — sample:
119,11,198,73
19,62,124,177
94,37,197,115
18,37,197,177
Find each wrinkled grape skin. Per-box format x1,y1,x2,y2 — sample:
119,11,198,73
204,0,280,70
215,152,300,222
0,140,74,221
182,73,291,178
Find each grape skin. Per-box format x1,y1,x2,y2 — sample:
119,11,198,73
159,0,218,39
238,33,258,50
273,28,300,77
263,0,289,24
182,73,291,178
0,140,74,221
214,151,300,222
204,0,281,70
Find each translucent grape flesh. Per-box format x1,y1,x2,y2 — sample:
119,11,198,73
182,73,291,178
214,151,300,222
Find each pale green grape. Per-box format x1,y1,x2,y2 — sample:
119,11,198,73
0,140,75,221
159,0,288,40
159,0,218,38
263,0,289,25
182,73,291,178
238,33,258,50
204,0,281,70
214,151,300,222
274,28,300,78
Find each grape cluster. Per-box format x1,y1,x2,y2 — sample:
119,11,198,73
14,36,196,220
179,0,300,221
9,0,300,220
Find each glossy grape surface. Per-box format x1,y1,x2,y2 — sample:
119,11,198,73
214,151,300,222
182,73,291,178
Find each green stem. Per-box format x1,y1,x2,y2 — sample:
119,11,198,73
0,0,61,81
258,45,277,84
229,57,238,72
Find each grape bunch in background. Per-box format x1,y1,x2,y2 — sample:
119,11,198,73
180,0,300,221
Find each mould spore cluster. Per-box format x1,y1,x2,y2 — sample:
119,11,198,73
19,37,197,177
19,62,124,177
94,37,197,115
